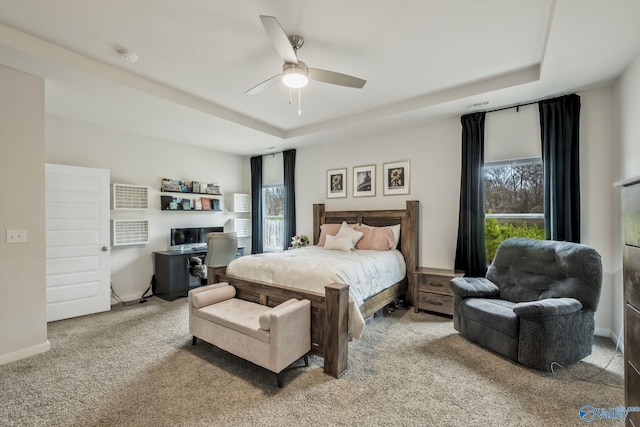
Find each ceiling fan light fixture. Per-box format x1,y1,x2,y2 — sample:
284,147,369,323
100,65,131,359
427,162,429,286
282,62,308,89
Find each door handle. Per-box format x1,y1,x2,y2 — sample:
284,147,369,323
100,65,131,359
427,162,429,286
102,246,110,252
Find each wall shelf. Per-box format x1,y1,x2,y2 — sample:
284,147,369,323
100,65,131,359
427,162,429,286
160,194,221,212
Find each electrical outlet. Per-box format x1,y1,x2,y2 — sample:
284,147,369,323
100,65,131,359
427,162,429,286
6,229,27,243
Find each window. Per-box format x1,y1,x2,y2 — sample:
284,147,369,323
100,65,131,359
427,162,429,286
484,158,544,262
263,185,284,251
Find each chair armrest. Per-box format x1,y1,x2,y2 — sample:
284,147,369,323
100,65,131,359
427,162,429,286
513,297,583,318
449,277,500,298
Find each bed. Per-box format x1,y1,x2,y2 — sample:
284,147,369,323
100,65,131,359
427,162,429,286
216,200,419,378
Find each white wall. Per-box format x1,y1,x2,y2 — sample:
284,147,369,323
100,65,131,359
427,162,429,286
579,86,618,338
296,116,462,270
0,65,49,364
294,85,618,337
45,116,247,301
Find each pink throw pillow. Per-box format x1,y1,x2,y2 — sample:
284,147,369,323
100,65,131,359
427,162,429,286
317,223,357,246
354,225,396,251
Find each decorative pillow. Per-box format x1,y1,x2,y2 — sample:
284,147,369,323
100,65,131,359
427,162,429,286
361,223,401,249
192,284,236,309
335,221,364,247
258,298,299,330
317,222,357,246
324,234,359,251
354,225,395,250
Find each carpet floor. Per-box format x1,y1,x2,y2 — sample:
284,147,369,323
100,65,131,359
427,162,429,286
0,297,624,426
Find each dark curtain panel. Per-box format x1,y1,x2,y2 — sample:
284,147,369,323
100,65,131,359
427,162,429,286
539,94,581,242
454,112,488,277
283,149,297,251
250,155,263,254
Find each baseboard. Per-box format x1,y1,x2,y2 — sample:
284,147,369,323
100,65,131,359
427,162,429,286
0,340,51,365
594,326,609,337
594,326,624,353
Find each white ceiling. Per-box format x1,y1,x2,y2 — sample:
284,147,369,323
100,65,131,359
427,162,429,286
0,0,639,156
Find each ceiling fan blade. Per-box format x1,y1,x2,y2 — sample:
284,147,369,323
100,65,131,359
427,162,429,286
245,73,282,95
259,15,298,65
308,68,366,89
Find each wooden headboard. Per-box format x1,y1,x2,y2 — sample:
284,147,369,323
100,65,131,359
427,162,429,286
312,200,420,275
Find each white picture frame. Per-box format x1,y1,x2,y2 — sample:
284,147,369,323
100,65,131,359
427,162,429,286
383,160,410,196
327,168,347,199
353,164,376,197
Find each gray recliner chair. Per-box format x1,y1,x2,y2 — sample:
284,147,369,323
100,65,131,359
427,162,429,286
449,237,602,371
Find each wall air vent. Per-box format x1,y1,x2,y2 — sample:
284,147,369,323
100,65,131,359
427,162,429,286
112,183,149,210
111,219,149,246
233,218,251,237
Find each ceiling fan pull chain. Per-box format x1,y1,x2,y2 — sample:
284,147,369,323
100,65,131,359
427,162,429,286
298,89,302,115
288,87,292,105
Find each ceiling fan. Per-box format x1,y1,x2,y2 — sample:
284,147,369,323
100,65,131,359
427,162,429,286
246,15,367,95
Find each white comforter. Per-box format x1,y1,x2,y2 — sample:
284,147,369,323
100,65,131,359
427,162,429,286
225,246,406,338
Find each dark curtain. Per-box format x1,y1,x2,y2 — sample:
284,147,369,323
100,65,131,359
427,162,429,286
454,112,488,277
539,94,581,242
283,149,297,250
250,155,263,254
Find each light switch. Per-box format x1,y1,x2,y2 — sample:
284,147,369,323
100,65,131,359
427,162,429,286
6,229,27,243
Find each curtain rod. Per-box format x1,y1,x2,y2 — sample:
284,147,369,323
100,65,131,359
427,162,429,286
484,100,538,114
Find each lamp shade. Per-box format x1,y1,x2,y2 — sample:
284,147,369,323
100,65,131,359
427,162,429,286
282,62,308,88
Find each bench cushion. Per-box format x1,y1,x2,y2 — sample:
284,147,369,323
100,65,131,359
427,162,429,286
194,298,271,343
192,285,235,309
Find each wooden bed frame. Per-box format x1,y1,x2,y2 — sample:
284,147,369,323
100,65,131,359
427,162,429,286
216,200,419,378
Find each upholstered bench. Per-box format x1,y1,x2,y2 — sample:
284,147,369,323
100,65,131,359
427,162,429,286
188,282,311,387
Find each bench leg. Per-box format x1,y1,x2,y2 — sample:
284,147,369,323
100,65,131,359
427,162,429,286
192,336,197,345
276,372,284,388
304,353,309,367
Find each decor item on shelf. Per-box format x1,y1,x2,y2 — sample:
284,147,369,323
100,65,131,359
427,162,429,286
290,234,309,249
162,179,192,193
161,179,221,195
327,168,347,199
353,164,375,197
383,160,410,196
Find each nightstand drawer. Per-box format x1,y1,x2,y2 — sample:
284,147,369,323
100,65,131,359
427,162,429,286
417,291,453,315
417,274,453,296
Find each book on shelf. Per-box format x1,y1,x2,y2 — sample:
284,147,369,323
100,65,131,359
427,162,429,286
201,197,212,210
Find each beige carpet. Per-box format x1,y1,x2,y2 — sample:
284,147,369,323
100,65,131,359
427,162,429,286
0,297,624,426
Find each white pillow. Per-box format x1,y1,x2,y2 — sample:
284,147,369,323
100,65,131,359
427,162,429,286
324,234,358,251
335,221,364,247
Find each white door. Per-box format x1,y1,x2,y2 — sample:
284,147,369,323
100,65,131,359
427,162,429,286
45,163,111,322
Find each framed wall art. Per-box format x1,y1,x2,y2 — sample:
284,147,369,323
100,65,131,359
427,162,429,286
353,164,376,197
327,168,347,198
383,160,410,195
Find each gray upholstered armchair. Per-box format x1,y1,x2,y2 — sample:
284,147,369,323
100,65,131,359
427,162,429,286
449,237,602,371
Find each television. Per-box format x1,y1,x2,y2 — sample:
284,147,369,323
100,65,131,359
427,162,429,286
170,226,223,251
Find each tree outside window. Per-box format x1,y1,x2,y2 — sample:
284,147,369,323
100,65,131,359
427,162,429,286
263,185,284,251
484,158,544,262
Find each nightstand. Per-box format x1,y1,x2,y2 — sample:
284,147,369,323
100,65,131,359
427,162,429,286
413,267,464,316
